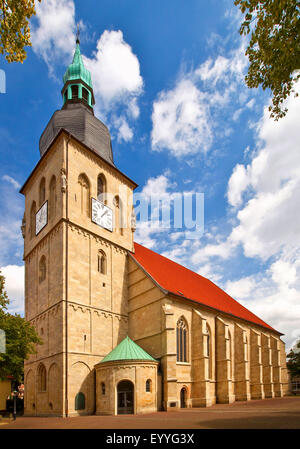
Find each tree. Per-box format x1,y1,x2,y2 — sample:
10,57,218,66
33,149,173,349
287,340,300,378
234,0,300,120
0,270,41,381
0,0,41,63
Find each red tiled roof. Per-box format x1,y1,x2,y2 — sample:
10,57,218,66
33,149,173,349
131,242,278,333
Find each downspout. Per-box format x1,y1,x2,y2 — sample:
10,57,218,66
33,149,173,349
215,315,219,402
65,133,71,417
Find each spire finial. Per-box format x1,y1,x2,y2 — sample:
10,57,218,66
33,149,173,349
76,23,80,45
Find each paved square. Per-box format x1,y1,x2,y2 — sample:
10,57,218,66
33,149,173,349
1,397,300,429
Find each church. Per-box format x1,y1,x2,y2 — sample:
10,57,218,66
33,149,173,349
20,38,289,417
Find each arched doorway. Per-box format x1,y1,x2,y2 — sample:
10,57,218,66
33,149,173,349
180,387,187,408
117,380,134,414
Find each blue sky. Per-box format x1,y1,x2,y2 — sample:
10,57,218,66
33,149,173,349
0,0,299,349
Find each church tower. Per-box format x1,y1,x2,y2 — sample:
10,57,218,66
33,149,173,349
21,38,137,417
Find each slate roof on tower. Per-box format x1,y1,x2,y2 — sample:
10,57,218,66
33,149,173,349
131,242,280,334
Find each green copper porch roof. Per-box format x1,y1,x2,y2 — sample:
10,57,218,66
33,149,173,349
100,337,157,363
63,43,93,88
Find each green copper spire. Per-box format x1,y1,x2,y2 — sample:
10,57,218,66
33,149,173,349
63,42,93,89
100,336,157,363
61,35,95,110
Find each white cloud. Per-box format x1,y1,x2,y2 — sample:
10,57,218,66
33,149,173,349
227,164,250,207
225,276,256,299
1,265,24,315
83,30,143,141
196,263,223,283
246,98,255,109
196,44,247,87
224,254,300,350
230,83,300,260
191,239,235,264
2,175,21,190
31,0,76,73
83,30,143,110
112,116,134,143
221,83,300,348
151,79,212,157
151,42,248,158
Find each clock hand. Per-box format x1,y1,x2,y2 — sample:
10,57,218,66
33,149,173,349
101,210,108,218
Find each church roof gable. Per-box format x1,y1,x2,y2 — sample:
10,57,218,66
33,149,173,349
131,242,280,334
100,336,157,363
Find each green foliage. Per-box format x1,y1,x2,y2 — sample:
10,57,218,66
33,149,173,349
0,0,41,63
0,270,42,381
234,0,300,120
287,341,300,378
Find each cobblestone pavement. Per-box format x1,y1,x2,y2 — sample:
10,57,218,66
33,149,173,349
1,397,300,429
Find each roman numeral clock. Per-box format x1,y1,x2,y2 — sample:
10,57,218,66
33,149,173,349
35,201,48,235
91,198,113,232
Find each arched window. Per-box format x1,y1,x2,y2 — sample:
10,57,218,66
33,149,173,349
39,256,46,283
71,85,79,99
114,195,124,235
82,87,89,104
30,201,36,239
206,324,212,379
75,392,85,410
38,364,47,392
101,382,105,395
49,175,56,219
97,174,106,202
146,379,152,392
78,174,90,217
39,177,46,206
98,250,107,275
176,317,188,362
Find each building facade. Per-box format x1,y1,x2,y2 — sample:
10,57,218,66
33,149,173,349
21,40,289,417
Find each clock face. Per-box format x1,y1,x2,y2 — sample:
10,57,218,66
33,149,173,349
36,201,48,235
91,198,113,232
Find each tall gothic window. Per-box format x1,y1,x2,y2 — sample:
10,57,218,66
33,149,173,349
38,363,47,392
97,174,106,202
30,201,36,239
206,324,212,379
49,175,56,219
78,174,90,217
39,177,46,206
39,256,46,283
98,250,107,275
114,195,123,235
176,317,188,362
